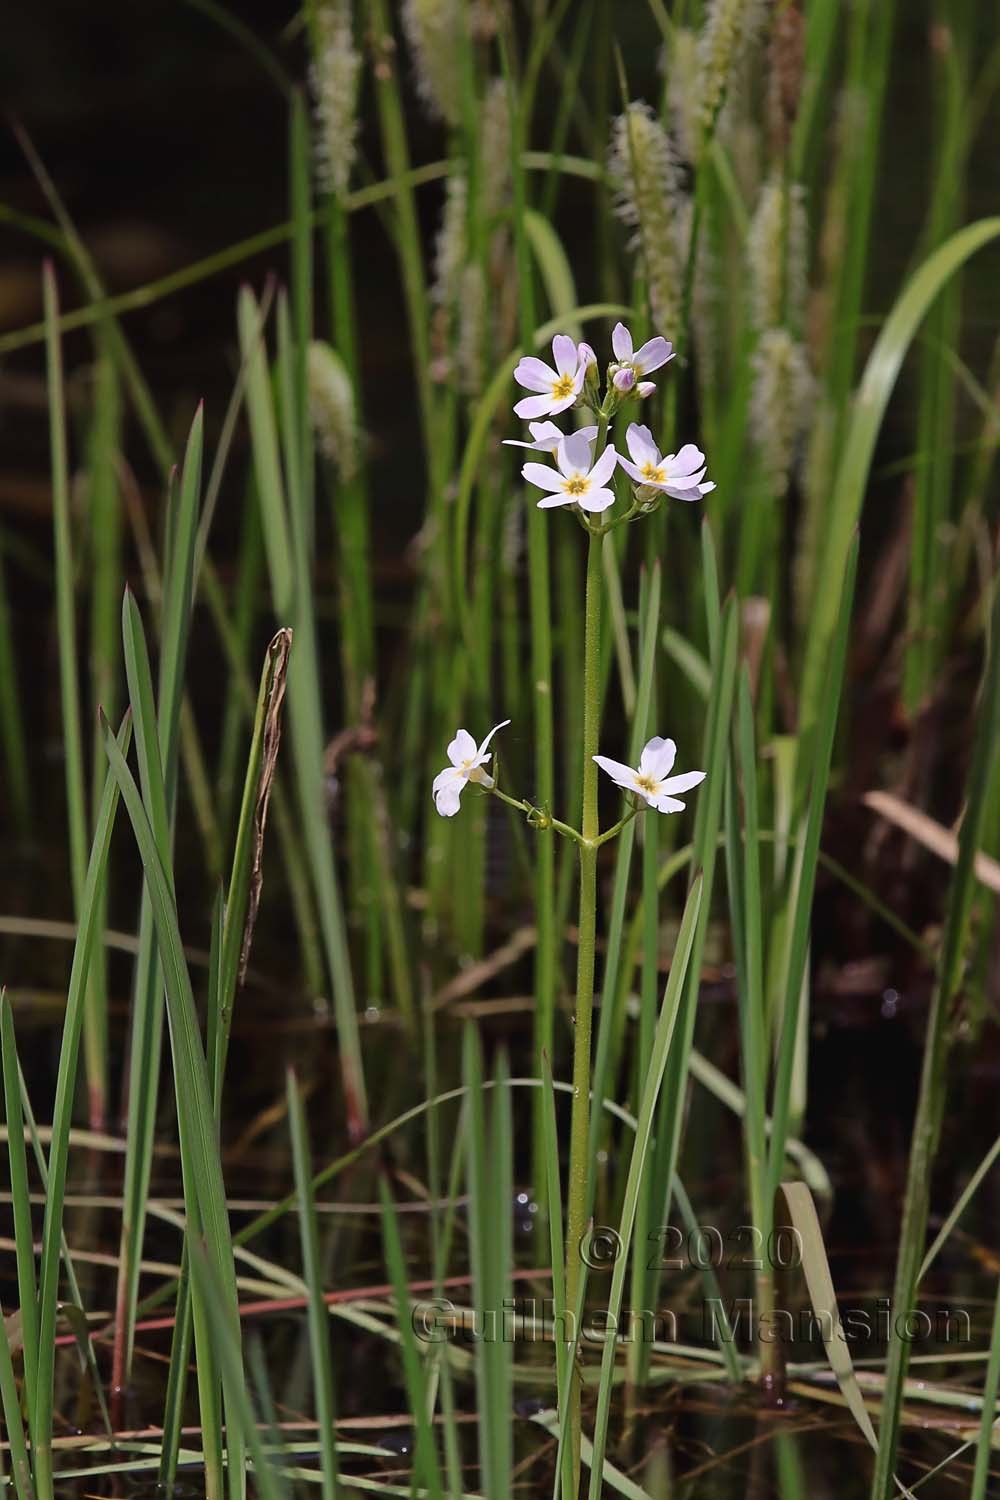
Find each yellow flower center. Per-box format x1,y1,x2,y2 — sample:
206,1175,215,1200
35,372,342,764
563,475,589,496
551,373,576,401
635,773,658,794
641,462,665,483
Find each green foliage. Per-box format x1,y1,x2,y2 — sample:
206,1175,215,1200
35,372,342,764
2,2,1000,1496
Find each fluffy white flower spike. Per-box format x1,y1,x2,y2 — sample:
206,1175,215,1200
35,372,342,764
513,335,587,419
503,420,597,454
432,720,511,818
593,736,706,813
610,321,675,383
619,424,716,501
521,431,619,514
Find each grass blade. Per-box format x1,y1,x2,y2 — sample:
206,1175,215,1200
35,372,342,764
800,217,1000,740
32,713,131,1500
587,874,704,1496
286,1069,340,1500
100,715,246,1500
0,992,38,1434
871,559,1000,1497
377,1177,445,1500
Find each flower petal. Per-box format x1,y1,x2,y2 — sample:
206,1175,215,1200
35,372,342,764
626,423,659,467
632,336,674,374
588,443,619,488
649,793,686,815
578,486,616,513
514,356,558,392
552,333,579,376
474,718,512,763
639,736,676,780
618,457,646,485
577,424,598,442
664,482,706,503
667,464,707,488
659,769,707,796
611,321,633,362
502,420,563,452
433,771,465,817
514,393,559,420
536,493,573,508
557,430,594,478
446,729,477,766
521,461,564,492
670,442,705,475
593,754,638,791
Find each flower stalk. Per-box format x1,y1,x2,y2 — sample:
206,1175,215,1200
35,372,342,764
562,413,609,1479
432,319,712,1496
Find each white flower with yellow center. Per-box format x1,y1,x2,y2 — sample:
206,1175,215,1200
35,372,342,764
503,420,597,454
619,423,716,501
521,431,619,514
593,736,706,814
608,321,675,389
432,719,510,818
512,335,587,419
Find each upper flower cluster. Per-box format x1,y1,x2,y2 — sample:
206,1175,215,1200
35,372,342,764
506,322,714,518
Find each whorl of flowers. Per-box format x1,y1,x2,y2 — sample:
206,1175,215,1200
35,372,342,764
696,0,766,145
310,0,360,196
767,0,806,153
458,263,485,396
307,341,359,482
750,328,813,498
480,78,512,219
664,28,701,165
431,172,467,308
794,398,834,629
469,0,509,42
747,175,809,333
402,0,462,127
608,103,685,336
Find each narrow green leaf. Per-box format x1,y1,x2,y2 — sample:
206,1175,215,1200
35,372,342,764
287,1069,340,1500
33,714,131,1500
587,875,704,1496
377,1178,444,1500
800,217,1000,738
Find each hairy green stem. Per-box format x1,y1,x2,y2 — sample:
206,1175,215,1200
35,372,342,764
563,493,606,1486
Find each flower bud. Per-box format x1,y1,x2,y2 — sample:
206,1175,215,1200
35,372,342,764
578,341,600,400
637,380,656,399
613,366,636,393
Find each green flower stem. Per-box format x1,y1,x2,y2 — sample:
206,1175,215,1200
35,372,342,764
563,409,610,1483
594,804,642,848
487,785,584,846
